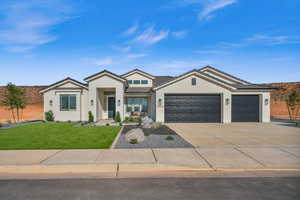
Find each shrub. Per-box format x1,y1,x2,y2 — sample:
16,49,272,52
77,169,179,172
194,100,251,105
45,110,54,121
68,120,71,123
124,116,129,122
151,122,162,130
6,120,12,124
144,131,150,136
115,111,121,123
165,136,174,140
88,111,94,123
130,138,138,144
0,123,2,128
56,120,60,123
296,122,299,127
138,117,142,125
106,123,110,126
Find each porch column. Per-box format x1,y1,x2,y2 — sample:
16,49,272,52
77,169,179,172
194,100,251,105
115,87,124,120
89,86,98,122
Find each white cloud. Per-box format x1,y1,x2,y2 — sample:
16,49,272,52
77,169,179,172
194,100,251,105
247,34,296,45
126,53,148,58
123,23,139,36
112,45,131,53
198,0,237,21
172,30,188,39
0,0,75,52
93,57,113,66
133,26,169,45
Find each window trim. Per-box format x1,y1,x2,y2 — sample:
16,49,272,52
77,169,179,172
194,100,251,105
60,94,77,111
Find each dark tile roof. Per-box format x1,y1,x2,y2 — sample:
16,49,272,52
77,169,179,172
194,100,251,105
84,70,126,81
199,65,252,84
153,76,175,87
121,68,155,78
232,84,276,90
125,87,152,93
40,77,88,93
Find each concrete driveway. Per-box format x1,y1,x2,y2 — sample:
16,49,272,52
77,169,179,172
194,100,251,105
167,122,300,147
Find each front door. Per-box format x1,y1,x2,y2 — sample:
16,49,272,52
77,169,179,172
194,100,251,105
108,97,116,119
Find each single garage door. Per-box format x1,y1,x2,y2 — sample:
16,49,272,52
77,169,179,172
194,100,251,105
164,94,221,123
232,95,260,122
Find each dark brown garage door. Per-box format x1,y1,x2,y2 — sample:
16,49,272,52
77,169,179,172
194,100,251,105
232,95,260,122
164,94,221,123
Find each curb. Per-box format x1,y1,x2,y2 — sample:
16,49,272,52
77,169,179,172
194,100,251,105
110,126,124,149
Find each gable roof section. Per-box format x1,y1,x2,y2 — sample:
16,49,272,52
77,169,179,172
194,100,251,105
153,69,237,91
153,76,175,87
84,70,127,83
121,68,155,80
40,77,88,93
199,65,251,85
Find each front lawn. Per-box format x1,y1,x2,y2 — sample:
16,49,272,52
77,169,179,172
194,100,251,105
0,123,121,150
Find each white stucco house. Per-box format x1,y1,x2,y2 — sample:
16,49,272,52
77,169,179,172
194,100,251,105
40,66,274,123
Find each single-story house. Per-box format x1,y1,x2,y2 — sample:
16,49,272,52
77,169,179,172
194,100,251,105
40,66,274,123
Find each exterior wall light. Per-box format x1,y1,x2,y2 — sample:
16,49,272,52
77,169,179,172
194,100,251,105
118,99,121,106
49,100,53,106
225,98,230,105
158,98,162,107
90,100,94,106
264,98,269,106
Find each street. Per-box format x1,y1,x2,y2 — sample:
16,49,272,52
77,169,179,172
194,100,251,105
0,177,300,200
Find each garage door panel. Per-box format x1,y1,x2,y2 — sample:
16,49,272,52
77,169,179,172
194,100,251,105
165,94,221,123
232,95,259,122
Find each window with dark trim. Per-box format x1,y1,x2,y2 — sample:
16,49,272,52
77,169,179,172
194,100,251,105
192,78,196,86
141,80,148,84
128,80,133,84
133,80,141,84
60,94,76,111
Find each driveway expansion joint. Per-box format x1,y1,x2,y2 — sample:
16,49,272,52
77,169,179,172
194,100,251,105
233,147,266,167
39,150,64,164
193,148,215,170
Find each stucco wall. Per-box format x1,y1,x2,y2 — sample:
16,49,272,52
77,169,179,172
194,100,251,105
155,74,270,123
124,73,153,87
88,75,125,121
43,82,88,121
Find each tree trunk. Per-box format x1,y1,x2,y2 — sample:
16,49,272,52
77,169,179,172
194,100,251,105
10,107,16,123
286,101,292,120
16,107,20,122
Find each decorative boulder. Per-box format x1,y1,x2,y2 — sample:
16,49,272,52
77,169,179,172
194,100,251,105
126,128,145,143
142,117,153,129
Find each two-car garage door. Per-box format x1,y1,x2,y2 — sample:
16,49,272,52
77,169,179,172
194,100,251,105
164,94,221,123
164,94,260,123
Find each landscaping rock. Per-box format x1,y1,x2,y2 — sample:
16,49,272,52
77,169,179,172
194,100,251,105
142,117,153,129
125,128,145,143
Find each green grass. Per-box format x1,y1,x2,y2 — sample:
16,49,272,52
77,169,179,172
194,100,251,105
0,123,121,150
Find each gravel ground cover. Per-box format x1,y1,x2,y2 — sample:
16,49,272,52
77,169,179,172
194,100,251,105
114,125,193,149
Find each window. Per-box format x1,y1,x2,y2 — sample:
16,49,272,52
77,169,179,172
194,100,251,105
133,80,141,84
128,80,133,84
127,98,148,113
141,80,148,84
60,94,76,111
192,78,196,86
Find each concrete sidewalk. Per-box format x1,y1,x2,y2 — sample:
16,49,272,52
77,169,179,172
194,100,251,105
0,146,299,177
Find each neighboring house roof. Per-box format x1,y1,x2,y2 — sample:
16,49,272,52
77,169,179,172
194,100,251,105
125,87,152,93
40,77,88,94
199,65,251,85
153,76,176,87
84,70,127,83
232,84,276,90
121,68,155,79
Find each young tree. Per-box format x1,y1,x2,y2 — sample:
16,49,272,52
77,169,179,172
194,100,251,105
285,91,300,121
1,83,27,122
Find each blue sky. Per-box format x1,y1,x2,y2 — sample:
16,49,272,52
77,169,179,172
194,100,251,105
0,0,299,85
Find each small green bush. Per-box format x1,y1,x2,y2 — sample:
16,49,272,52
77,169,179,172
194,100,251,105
295,122,299,127
45,110,54,121
56,120,60,123
0,123,2,128
151,122,162,130
124,116,129,122
68,120,71,123
106,123,110,126
6,120,12,124
88,111,94,123
165,136,174,140
138,117,142,125
130,138,138,144
115,111,121,123
144,132,150,136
